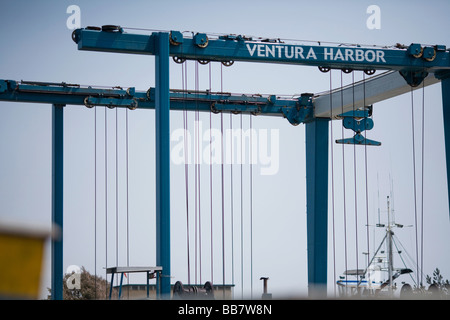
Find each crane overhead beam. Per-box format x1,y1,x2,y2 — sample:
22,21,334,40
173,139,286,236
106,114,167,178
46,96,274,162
314,70,440,119
72,27,450,78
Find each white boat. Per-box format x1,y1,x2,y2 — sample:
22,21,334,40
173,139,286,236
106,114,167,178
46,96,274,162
336,196,415,298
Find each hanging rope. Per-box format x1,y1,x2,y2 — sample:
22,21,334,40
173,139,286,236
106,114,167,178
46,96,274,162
392,233,426,286
240,111,244,298
363,72,371,275
174,60,254,297
115,105,119,277
249,112,254,298
209,63,214,286
198,63,203,284
104,105,108,297
182,61,191,285
94,105,98,299
125,106,130,299
351,71,359,285
410,87,421,288
194,61,201,284
95,102,132,298
340,71,349,288
329,70,337,297
420,80,425,287
220,63,226,297
230,111,235,290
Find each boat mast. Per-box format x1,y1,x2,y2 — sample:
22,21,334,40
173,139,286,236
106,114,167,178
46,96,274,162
387,196,394,295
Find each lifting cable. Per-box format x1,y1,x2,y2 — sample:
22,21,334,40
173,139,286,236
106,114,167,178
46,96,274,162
105,105,108,297
410,80,426,288
209,63,214,286
240,110,244,298
230,107,235,291
392,235,419,287
126,106,131,297
198,63,203,284
249,112,254,298
220,63,226,296
178,60,252,297
340,71,349,288
94,105,98,299
194,61,201,284
420,80,425,287
181,61,191,285
116,103,119,283
363,72,371,273
351,71,359,284
329,70,337,296
94,100,131,298
339,70,373,293
410,86,420,288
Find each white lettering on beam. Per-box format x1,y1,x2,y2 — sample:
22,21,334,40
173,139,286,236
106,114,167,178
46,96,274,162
323,48,386,63
246,44,386,63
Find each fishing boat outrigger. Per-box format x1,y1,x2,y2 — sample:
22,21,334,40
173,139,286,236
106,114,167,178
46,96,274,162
336,196,415,297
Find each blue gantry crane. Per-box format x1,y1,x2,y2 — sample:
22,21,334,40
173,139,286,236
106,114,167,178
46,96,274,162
1,25,450,299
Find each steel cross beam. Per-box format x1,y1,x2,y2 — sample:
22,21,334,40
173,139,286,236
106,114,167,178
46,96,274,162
70,26,450,298
0,79,314,125
72,27,450,76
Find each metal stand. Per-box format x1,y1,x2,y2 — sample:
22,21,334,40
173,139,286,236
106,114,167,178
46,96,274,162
107,266,162,300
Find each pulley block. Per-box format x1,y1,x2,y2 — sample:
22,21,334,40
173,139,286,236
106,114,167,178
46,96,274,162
172,281,215,300
336,107,381,146
194,33,209,48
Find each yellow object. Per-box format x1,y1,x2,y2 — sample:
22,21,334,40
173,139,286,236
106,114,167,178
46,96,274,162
0,221,53,299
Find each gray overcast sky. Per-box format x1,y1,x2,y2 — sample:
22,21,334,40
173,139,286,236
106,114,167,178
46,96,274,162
1,0,450,299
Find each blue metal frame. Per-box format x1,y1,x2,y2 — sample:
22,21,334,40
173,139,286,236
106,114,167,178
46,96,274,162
51,104,64,300
305,118,329,297
72,28,449,76
154,32,171,298
3,26,450,299
59,28,450,298
0,79,312,124
436,72,450,220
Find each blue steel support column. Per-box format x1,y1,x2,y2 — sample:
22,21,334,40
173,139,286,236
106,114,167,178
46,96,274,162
305,118,329,298
440,75,450,220
51,104,64,300
155,32,171,298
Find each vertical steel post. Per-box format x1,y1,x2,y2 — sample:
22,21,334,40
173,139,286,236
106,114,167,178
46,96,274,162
147,272,150,298
440,75,450,220
109,272,115,300
155,32,171,298
305,118,329,298
51,104,64,300
118,273,124,300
